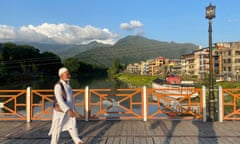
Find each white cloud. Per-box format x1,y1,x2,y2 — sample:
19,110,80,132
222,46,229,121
120,23,132,30
0,23,119,45
0,25,16,40
120,20,144,36
120,20,144,30
130,20,143,28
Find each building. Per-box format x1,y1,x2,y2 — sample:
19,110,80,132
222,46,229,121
125,42,240,82
216,42,240,81
181,47,216,79
180,42,240,81
126,63,141,74
182,52,195,76
169,59,181,74
194,48,210,79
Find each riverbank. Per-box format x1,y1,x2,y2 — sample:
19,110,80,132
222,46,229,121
115,73,158,87
115,73,240,88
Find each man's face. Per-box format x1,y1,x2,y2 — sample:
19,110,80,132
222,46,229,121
61,71,71,81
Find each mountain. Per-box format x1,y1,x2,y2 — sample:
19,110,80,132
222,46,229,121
74,36,199,67
7,36,198,68
15,41,111,59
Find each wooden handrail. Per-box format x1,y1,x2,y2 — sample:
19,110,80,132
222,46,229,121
0,87,205,121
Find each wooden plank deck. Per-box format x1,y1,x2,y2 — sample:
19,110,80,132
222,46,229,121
0,120,240,144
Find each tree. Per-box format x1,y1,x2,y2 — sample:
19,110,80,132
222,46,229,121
32,64,38,72
0,42,63,80
63,57,80,73
0,46,7,79
1,42,41,72
0,61,7,80
39,51,62,75
108,58,121,75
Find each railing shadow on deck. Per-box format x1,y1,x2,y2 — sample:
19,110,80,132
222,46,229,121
150,120,218,144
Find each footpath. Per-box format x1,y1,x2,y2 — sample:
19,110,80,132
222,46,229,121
0,120,240,144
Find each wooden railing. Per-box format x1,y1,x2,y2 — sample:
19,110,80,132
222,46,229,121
88,88,144,120
0,90,27,120
0,87,205,121
220,88,240,121
30,88,85,121
148,87,203,120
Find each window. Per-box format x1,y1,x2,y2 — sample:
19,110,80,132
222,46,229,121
236,51,240,55
228,51,231,56
227,59,231,63
235,59,240,63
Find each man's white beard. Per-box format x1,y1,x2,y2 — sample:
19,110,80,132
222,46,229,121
66,79,70,84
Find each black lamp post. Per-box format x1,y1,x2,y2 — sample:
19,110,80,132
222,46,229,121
206,3,216,121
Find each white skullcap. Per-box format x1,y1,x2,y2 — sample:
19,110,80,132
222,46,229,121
58,67,68,77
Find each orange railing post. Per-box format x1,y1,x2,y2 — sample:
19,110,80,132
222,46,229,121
143,86,147,121
26,86,32,123
84,86,89,121
218,86,223,122
202,86,207,122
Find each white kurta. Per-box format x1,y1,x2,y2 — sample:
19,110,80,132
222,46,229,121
48,80,79,143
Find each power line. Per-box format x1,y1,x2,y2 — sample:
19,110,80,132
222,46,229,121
1,56,61,64
4,61,62,69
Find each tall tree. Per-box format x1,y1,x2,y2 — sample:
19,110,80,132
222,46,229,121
63,57,80,73
108,58,121,75
39,51,62,75
1,42,41,72
0,61,7,80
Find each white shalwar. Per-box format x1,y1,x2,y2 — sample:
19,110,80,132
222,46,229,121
48,80,82,144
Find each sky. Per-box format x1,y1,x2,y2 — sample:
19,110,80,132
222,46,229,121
0,0,239,47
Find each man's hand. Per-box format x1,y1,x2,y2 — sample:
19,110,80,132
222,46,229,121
67,109,75,117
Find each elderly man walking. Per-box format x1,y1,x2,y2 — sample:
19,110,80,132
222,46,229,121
48,67,84,144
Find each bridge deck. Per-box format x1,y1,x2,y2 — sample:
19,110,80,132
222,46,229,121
0,120,240,144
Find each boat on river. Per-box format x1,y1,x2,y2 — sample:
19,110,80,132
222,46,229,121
151,76,199,114
152,78,198,99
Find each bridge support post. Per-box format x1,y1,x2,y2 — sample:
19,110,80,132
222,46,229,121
26,86,32,123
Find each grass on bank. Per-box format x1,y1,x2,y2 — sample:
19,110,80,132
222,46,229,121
115,73,158,87
115,73,240,88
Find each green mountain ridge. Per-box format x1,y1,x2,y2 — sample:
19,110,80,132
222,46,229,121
75,36,199,67
7,35,199,68
14,41,112,60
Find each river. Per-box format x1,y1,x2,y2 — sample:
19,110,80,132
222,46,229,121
0,74,130,90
